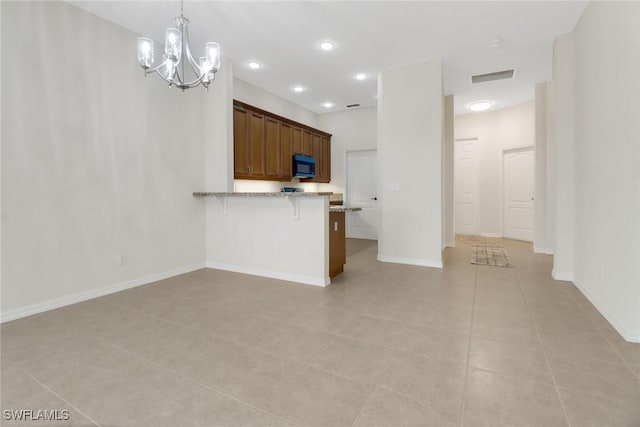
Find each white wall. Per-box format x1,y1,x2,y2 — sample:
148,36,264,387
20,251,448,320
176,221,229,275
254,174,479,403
377,61,443,268
551,35,576,281
443,96,455,248
533,83,549,253
317,107,377,196
233,78,318,129
555,1,640,341
1,2,207,319
454,101,535,237
206,196,329,286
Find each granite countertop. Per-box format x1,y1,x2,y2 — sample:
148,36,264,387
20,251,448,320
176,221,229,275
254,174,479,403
193,192,333,197
329,206,363,213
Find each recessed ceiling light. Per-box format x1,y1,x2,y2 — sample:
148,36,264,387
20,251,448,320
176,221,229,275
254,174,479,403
355,73,367,80
323,102,334,108
318,40,335,51
466,101,494,112
247,61,262,70
292,85,305,93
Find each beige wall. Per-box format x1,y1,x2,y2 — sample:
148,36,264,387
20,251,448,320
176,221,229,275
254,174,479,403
556,1,640,341
377,61,443,267
317,107,377,196
233,78,318,129
454,101,535,237
443,96,455,247
534,83,548,253
1,2,207,318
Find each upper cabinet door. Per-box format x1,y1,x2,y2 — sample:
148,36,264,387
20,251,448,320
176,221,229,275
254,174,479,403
265,116,280,178
249,111,265,176
280,122,293,179
233,106,250,177
302,130,313,157
321,135,331,182
292,126,303,155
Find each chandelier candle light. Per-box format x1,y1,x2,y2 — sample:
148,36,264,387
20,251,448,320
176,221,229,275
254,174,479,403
136,0,221,90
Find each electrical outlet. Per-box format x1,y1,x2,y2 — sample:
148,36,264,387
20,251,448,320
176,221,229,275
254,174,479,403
118,254,128,265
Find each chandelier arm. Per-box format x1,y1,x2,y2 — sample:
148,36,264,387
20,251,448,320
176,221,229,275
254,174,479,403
145,58,171,75
181,74,207,87
154,68,176,85
173,62,186,86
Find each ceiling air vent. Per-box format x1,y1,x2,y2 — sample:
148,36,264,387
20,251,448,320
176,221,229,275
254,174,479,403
346,104,360,108
471,69,515,84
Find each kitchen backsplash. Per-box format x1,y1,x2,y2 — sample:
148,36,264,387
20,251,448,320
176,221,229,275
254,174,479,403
234,179,322,193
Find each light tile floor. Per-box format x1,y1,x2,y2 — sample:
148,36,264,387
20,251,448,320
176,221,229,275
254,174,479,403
2,237,639,426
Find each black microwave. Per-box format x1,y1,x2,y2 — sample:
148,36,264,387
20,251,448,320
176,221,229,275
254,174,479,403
293,154,316,178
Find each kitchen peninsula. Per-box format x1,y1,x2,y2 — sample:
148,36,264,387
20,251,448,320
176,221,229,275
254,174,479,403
194,192,360,286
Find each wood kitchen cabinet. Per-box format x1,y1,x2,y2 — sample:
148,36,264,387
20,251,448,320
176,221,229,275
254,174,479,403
233,105,267,178
265,116,280,178
292,126,304,157
279,122,293,178
302,130,313,156
233,100,332,182
309,133,331,183
233,106,250,176
329,211,346,277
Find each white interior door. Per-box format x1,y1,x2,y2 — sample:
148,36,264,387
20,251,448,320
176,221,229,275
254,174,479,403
454,139,479,235
503,147,534,242
346,150,378,240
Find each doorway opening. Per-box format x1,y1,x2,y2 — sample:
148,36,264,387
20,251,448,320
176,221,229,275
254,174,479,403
345,149,378,240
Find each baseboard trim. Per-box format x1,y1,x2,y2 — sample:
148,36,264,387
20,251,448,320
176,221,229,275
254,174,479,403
377,255,443,269
551,269,573,281
534,247,554,255
0,262,207,323
206,261,330,287
573,278,640,343
480,232,502,238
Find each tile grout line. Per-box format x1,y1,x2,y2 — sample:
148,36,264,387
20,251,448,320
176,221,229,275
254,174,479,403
576,301,640,383
349,385,376,427
458,264,479,427
514,269,572,427
2,355,102,427
108,343,302,427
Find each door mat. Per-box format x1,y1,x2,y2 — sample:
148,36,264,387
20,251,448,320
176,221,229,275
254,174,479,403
471,246,513,268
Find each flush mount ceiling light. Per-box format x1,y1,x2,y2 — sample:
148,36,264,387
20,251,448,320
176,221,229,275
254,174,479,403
489,37,503,48
467,101,495,112
354,73,367,80
247,61,263,70
136,0,220,91
323,102,334,108
318,40,335,51
292,85,306,93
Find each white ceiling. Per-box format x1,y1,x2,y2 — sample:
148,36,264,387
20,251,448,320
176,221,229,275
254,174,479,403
71,1,587,115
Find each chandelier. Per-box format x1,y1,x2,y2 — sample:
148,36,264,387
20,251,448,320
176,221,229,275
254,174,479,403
136,0,221,91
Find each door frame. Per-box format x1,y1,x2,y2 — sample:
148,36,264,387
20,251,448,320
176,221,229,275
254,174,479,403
345,148,378,239
453,138,479,236
501,145,534,240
